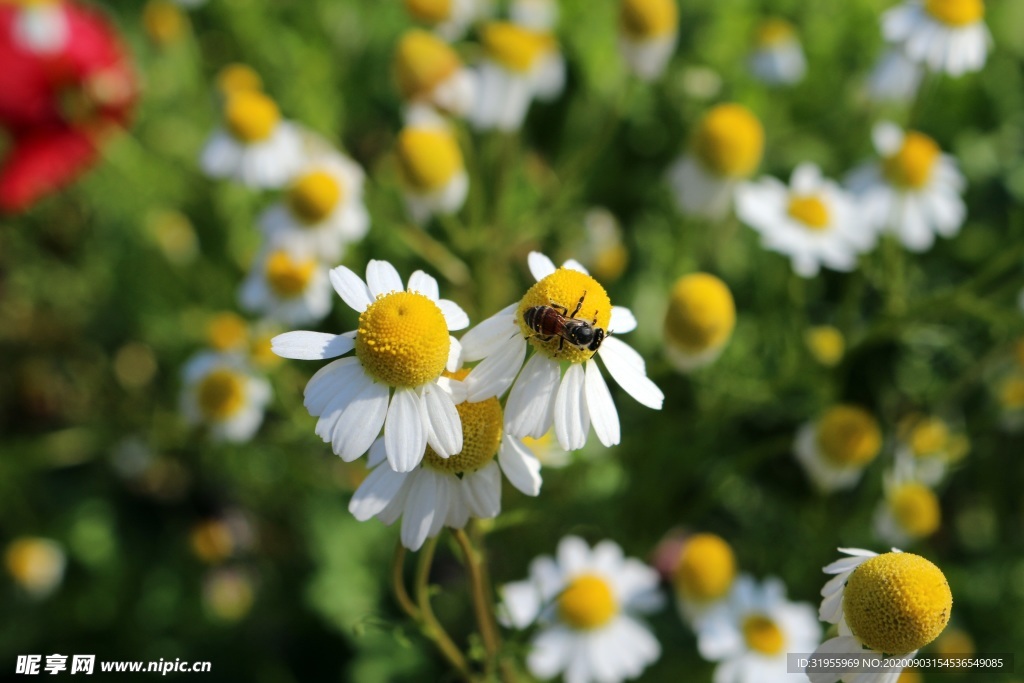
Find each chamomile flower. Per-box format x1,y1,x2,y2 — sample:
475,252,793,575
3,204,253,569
812,549,952,683
737,163,875,278
893,414,968,485
395,110,469,224
874,463,942,546
521,429,571,468
510,0,557,30
866,49,924,103
577,208,629,282
470,21,565,131
200,90,304,188
349,368,541,550
846,122,966,253
239,242,332,326
5,537,66,598
258,152,369,262
794,405,883,493
618,0,678,81
663,273,736,372
394,29,476,117
180,351,272,443
460,252,664,451
696,575,821,683
805,326,846,367
206,312,249,354
501,536,664,683
748,19,806,86
672,533,737,627
882,0,991,77
8,0,68,54
403,0,481,41
271,260,470,473
667,104,765,220
214,63,263,102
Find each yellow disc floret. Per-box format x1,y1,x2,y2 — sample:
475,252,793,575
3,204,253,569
396,127,463,192
692,104,764,178
142,1,186,47
5,538,63,594
889,483,941,538
673,533,736,601
805,326,845,367
395,30,462,100
216,64,263,97
788,195,831,231
925,0,984,27
355,291,450,387
558,574,618,630
517,267,612,364
843,552,952,655
1001,376,1024,409
664,273,736,354
742,614,786,655
225,91,280,143
288,170,343,224
404,0,452,24
816,405,882,468
897,669,923,683
207,312,249,352
424,368,503,474
756,18,796,47
481,22,552,73
265,250,317,298
197,368,246,421
620,0,678,40
883,132,941,190
908,417,950,457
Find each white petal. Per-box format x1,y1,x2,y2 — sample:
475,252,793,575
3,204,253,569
366,260,404,297
422,383,463,457
466,335,527,401
527,627,575,680
447,335,462,372
330,381,390,461
304,357,363,416
463,462,502,518
599,337,664,410
437,299,470,331
528,251,557,281
609,306,637,334
498,436,543,496
385,387,428,473
314,367,373,443
872,121,904,156
561,258,589,274
329,266,373,313
505,353,560,438
436,376,468,404
271,331,353,360
554,363,589,451
407,270,440,300
400,471,440,550
584,360,620,447
459,303,519,361
349,465,408,521
501,579,542,628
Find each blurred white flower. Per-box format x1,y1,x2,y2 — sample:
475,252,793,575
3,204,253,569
180,352,272,443
866,48,923,103
618,0,678,81
748,19,806,86
403,0,484,41
873,462,942,546
394,29,476,117
794,405,882,493
239,242,332,326
663,273,736,372
396,108,469,223
672,533,737,628
882,0,991,77
5,537,66,599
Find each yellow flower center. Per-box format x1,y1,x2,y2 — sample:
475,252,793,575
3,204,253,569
692,104,764,178
843,552,952,655
207,313,249,352
558,574,618,630
189,520,234,564
742,614,786,655
756,18,796,47
673,533,736,602
517,268,612,364
883,132,941,190
396,127,463,192
816,405,882,467
925,0,984,26
264,251,317,298
4,538,62,593
889,483,941,538
197,369,246,421
216,63,263,97
395,30,462,100
663,273,736,354
225,91,280,143
897,669,923,683
287,170,344,224
481,22,553,73
142,1,186,46
619,0,678,39
1001,376,1024,409
355,291,450,388
404,0,452,23
908,417,950,457
787,195,831,231
592,244,629,282
805,326,845,367
423,370,503,474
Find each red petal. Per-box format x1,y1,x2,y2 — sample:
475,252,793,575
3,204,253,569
0,126,99,213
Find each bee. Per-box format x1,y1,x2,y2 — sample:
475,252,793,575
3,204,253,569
523,291,606,353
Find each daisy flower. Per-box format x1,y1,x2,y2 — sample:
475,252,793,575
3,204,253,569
521,429,571,468
577,208,629,282
618,0,678,82
349,368,541,550
271,260,470,472
180,351,272,443
5,537,66,599
403,0,482,41
200,90,304,188
874,462,941,546
460,252,664,451
239,242,332,326
748,18,806,86
394,29,476,117
395,109,469,224
214,63,263,103
667,103,765,220
737,163,876,277
893,413,968,485
805,326,846,367
811,549,952,683
258,151,369,262
696,575,821,683
672,532,737,627
882,0,991,77
206,312,250,354
663,273,736,372
501,536,664,683
510,0,558,30
866,49,924,103
846,122,966,253
794,405,883,493
7,0,67,54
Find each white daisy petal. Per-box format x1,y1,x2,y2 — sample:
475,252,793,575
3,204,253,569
271,331,354,360
505,353,560,439
562,258,589,274
447,335,463,372
497,435,543,496
463,461,502,518
400,470,440,550
501,579,542,629
609,306,637,334
349,464,408,521
313,366,373,443
554,363,589,451
329,266,373,312
385,387,428,473
304,357,363,416
527,626,575,680
599,337,664,410
460,303,519,361
422,382,463,457
437,299,470,331
466,335,527,401
366,259,404,297
584,360,621,447
407,270,440,300
328,381,390,461
528,251,557,281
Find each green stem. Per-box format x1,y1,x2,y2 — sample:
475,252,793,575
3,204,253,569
453,529,501,667
391,541,420,621
415,536,474,682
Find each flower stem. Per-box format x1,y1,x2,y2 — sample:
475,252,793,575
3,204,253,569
391,541,420,621
414,535,474,682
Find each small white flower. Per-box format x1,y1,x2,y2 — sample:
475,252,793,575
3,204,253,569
892,414,967,485
395,108,469,224
238,242,332,326
5,537,66,599
882,0,991,77
180,351,272,443
748,19,806,86
11,1,68,54
873,462,941,546
394,29,477,117
671,533,737,628
510,0,558,30
403,0,484,41
501,536,664,683
793,405,883,493
663,273,736,373
866,48,924,103
618,0,678,81
272,260,470,473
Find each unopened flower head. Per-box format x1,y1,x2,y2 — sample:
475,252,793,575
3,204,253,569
794,405,882,492
396,110,469,224
663,273,735,372
882,0,990,77
394,29,475,116
673,532,736,626
618,0,678,81
748,18,806,85
180,351,272,443
239,242,332,326
5,537,66,598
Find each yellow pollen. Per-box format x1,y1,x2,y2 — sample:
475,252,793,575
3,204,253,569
396,127,463,192
207,313,249,352
925,0,984,26
517,268,612,364
189,520,234,564
883,132,941,190
481,22,553,73
889,483,941,538
558,574,618,630
742,614,786,655
843,552,952,655
142,1,186,47
225,91,280,143
395,30,462,100
908,417,950,457
897,669,923,683
787,195,831,231
805,326,845,367
197,369,246,421
288,170,343,224
264,251,317,298
216,64,263,97
673,533,736,602
404,0,452,24
619,0,678,39
423,374,503,474
756,18,796,47
355,291,450,388
5,538,63,593
663,273,736,354
692,104,764,178
1000,376,1024,409
816,405,882,467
